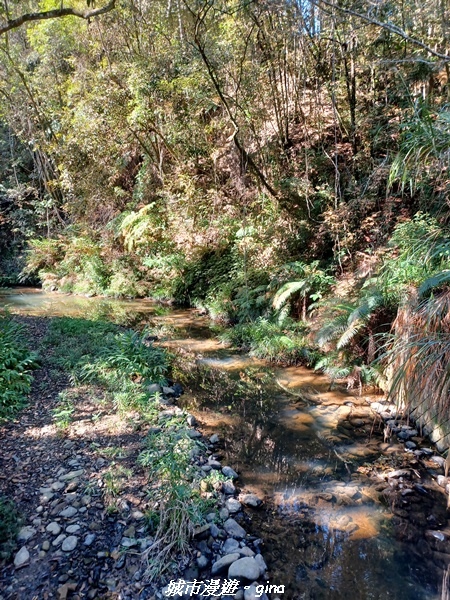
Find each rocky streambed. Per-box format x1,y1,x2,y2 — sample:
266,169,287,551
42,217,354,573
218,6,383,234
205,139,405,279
1,289,450,599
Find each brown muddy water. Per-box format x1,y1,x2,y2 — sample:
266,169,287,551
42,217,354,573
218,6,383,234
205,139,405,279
1,287,449,600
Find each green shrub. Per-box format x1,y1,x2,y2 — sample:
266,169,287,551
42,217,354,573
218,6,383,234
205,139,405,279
0,315,37,421
220,317,314,365
0,496,21,561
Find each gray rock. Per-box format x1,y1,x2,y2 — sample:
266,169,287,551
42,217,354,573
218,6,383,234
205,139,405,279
222,538,240,554
405,441,417,449
42,540,50,551
210,524,221,538
211,553,240,575
222,466,238,479
46,522,62,535
197,554,210,569
224,519,246,540
254,553,268,575
162,386,175,396
210,434,220,444
58,469,84,482
239,493,263,508
61,535,78,552
238,546,255,557
186,415,197,426
219,507,229,520
84,533,96,546
60,506,78,518
222,481,236,495
17,526,36,542
131,510,144,520
121,537,138,547
226,498,241,514
147,383,162,395
431,456,445,467
228,557,260,580
52,534,66,547
66,524,81,534
13,547,29,569
209,460,222,470
244,585,268,600
187,429,202,439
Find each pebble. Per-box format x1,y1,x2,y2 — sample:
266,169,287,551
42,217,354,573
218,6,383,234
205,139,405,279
84,533,96,546
228,557,260,580
17,526,36,542
58,470,84,482
131,510,144,520
222,538,240,554
53,534,67,547
46,522,62,535
66,524,81,534
197,554,210,569
226,498,241,514
13,547,30,569
211,553,240,575
239,493,262,508
222,466,238,479
42,540,50,551
60,506,78,518
121,537,138,547
223,519,246,539
222,481,236,495
61,536,78,552
210,434,220,444
254,553,267,575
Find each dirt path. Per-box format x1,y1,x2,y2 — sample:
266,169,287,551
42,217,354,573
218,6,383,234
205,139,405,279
0,317,155,600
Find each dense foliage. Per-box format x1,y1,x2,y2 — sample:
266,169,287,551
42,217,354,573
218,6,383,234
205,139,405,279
1,0,450,411
0,315,37,421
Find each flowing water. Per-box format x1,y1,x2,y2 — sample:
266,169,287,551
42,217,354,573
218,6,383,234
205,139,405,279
1,287,449,600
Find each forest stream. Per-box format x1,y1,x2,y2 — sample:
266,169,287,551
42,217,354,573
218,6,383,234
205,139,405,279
1,288,450,600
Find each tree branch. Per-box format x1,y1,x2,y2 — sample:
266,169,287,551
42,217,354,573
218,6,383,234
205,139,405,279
315,0,450,62
0,0,116,36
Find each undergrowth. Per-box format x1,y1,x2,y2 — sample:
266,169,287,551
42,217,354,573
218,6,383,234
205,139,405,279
0,314,37,421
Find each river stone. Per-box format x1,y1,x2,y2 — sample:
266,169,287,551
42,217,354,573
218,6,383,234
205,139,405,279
210,434,220,444
58,469,84,482
147,383,162,395
66,524,81,534
222,466,238,479
42,540,50,551
52,533,66,547
84,533,96,546
121,537,138,547
219,507,229,520
60,506,78,518
222,481,236,495
224,519,246,539
197,554,210,569
209,460,222,470
211,553,240,575
228,557,260,580
17,526,36,542
239,493,262,508
239,546,255,557
14,547,30,569
226,498,242,514
222,538,240,554
46,522,62,535
187,415,197,426
255,553,268,575
61,535,78,552
244,585,268,600
51,481,64,491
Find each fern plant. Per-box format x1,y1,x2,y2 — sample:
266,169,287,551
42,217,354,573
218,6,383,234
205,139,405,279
0,315,37,421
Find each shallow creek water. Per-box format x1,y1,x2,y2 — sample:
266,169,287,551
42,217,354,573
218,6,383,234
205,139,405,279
1,288,449,600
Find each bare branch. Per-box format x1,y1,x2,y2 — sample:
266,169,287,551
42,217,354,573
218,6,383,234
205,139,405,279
0,0,116,36
315,0,450,62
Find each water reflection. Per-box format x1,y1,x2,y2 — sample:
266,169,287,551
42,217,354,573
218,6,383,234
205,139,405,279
1,288,448,599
